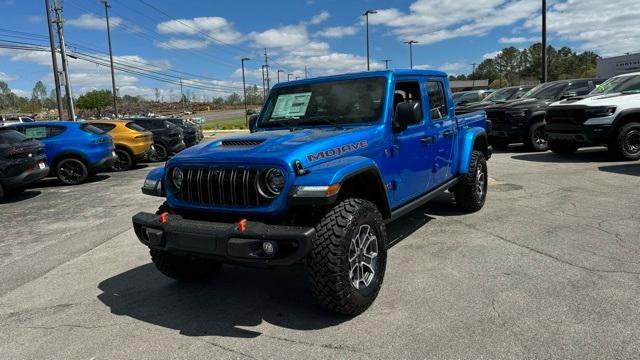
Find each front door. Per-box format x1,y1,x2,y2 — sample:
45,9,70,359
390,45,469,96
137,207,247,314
424,79,456,187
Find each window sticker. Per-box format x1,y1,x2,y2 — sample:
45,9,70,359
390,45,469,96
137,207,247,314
271,92,312,119
25,127,47,139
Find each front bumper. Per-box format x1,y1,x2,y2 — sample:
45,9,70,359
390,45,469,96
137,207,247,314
547,124,612,145
132,212,316,266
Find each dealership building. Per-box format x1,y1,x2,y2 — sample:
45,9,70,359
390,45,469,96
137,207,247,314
596,52,640,79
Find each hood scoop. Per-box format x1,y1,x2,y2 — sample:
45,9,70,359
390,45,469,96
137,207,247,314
220,138,266,147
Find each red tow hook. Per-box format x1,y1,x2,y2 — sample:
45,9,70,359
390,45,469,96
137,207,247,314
159,212,169,224
236,219,247,232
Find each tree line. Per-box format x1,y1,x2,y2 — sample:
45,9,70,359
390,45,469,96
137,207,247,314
450,43,599,88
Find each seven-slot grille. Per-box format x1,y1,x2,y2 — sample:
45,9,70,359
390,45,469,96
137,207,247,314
175,167,273,207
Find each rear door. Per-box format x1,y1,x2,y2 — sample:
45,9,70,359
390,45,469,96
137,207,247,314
424,79,456,187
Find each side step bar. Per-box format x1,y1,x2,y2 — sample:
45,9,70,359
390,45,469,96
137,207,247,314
387,177,459,222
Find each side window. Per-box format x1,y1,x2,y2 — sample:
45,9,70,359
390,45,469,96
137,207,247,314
92,123,116,132
425,81,448,120
566,81,591,95
23,126,48,139
47,126,66,138
393,81,423,125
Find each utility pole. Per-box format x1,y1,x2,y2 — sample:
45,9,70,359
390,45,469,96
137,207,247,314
261,65,266,98
382,59,392,70
179,79,185,112
471,63,477,88
45,0,63,120
264,48,270,94
404,40,418,69
541,0,547,83
241,57,250,126
52,0,75,121
277,69,284,83
304,66,308,79
101,0,118,117
287,73,292,81
363,10,377,71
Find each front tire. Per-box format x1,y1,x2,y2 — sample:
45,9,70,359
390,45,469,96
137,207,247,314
111,149,133,171
150,249,221,282
56,158,88,185
307,198,387,316
549,139,578,155
148,143,168,162
610,122,640,161
525,121,548,151
454,150,488,213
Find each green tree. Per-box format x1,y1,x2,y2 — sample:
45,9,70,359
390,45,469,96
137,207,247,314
31,80,47,110
76,90,113,117
226,92,242,105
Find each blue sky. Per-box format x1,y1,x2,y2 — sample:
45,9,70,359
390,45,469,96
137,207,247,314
0,0,636,100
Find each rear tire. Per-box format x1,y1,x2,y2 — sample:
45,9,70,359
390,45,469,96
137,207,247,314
610,122,640,161
524,121,548,151
549,140,578,155
111,149,133,171
149,143,168,162
307,198,387,316
56,158,88,185
150,249,221,282
454,150,488,213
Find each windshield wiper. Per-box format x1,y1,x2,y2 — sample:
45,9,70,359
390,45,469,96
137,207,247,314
301,116,344,130
268,118,298,132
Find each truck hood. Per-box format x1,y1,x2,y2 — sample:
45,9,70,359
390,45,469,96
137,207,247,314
169,126,382,171
549,92,640,107
484,98,551,112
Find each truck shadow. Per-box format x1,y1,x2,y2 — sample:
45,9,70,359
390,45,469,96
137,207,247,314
511,147,613,163
97,203,442,338
27,174,110,189
0,190,41,204
599,163,640,177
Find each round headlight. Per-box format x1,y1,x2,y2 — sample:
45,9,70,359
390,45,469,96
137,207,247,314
171,168,183,190
259,168,285,198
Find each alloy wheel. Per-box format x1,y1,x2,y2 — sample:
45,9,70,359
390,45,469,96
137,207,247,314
476,162,486,199
348,224,379,290
112,150,131,171
624,130,640,154
534,126,547,146
58,159,85,184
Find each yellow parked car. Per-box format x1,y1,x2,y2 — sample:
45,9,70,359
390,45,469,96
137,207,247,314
88,120,153,171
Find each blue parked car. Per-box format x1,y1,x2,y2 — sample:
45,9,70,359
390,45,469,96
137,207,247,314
133,70,491,315
10,121,117,185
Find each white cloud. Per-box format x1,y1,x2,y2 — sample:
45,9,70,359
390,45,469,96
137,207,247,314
498,36,537,44
315,26,359,38
156,38,209,50
251,25,309,48
27,15,43,23
309,11,330,25
524,0,640,57
435,62,470,75
482,51,501,60
369,0,539,45
67,13,122,30
12,89,29,98
156,16,243,44
0,71,17,81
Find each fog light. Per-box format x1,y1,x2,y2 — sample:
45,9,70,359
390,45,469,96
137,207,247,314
263,241,276,255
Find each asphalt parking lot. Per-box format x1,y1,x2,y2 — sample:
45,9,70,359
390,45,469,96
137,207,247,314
0,144,639,359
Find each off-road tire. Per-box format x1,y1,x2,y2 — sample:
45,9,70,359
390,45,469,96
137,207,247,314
610,122,640,161
111,148,133,171
524,121,548,151
150,249,221,282
149,143,168,162
55,158,88,185
454,150,487,213
549,139,578,155
307,198,387,316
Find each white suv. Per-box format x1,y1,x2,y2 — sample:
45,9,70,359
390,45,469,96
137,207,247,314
0,115,36,126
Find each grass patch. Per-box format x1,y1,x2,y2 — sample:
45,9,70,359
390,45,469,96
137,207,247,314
202,117,247,130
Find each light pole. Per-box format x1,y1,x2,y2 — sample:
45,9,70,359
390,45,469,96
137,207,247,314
362,9,377,71
382,59,392,70
277,69,284,83
241,57,250,126
101,0,117,118
44,0,63,120
287,73,292,81
541,0,547,83
471,63,477,88
404,40,418,69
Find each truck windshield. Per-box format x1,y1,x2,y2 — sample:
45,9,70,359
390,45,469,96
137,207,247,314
591,75,640,95
259,77,386,128
522,82,567,101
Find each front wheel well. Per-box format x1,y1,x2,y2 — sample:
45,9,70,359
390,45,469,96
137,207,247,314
612,113,640,136
473,133,489,159
337,169,391,219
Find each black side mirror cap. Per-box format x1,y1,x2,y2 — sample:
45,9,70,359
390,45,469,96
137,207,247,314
248,114,259,133
393,102,422,133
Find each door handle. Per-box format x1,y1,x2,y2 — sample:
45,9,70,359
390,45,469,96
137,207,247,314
420,137,433,145
443,129,454,137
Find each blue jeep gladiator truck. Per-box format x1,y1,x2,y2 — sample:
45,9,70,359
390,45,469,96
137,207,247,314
133,70,491,315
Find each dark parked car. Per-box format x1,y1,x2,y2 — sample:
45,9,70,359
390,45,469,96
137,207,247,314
452,90,494,106
484,78,603,151
0,128,49,200
127,118,185,162
159,118,200,147
10,121,116,185
456,85,533,114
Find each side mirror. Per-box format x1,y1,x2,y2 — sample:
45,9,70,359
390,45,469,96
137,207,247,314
393,102,421,133
248,114,259,133
561,91,577,99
